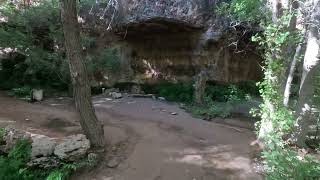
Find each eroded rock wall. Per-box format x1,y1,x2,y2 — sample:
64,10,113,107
81,0,262,86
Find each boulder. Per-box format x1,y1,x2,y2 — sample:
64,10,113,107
30,134,56,159
110,92,123,99
32,89,43,101
104,88,120,94
54,134,90,161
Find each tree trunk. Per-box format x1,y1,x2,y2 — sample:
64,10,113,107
194,70,208,105
283,44,302,107
60,0,105,149
292,0,320,146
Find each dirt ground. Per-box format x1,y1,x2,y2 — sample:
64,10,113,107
0,92,263,180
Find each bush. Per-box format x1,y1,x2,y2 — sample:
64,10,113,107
187,103,232,119
205,82,257,103
142,82,258,118
7,86,32,101
87,48,121,74
0,139,35,180
263,143,320,180
142,83,194,103
0,0,70,91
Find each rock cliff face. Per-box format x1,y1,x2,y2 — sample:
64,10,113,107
116,0,212,27
81,0,262,86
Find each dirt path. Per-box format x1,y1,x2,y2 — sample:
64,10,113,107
0,92,262,180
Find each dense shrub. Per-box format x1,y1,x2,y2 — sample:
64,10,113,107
86,47,121,74
0,0,69,91
0,139,36,180
142,83,194,103
206,82,258,102
264,146,320,180
7,86,32,101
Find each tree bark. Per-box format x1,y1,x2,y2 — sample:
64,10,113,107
60,0,105,149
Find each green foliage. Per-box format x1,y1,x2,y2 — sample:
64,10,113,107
216,0,268,23
142,83,194,103
0,0,70,91
46,163,78,180
205,83,256,103
248,5,320,179
263,139,320,180
187,102,232,119
0,139,35,180
189,83,257,118
142,82,258,118
251,12,302,138
87,48,120,74
7,86,32,101
0,128,4,142
143,82,257,104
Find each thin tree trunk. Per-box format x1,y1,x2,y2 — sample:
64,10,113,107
283,44,302,106
60,0,105,149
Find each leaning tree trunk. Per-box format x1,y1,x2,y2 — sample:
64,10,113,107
60,0,105,149
291,0,320,147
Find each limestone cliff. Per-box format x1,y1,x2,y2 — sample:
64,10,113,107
80,0,262,86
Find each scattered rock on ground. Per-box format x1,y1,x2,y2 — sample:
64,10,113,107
171,112,178,115
106,157,121,168
158,97,166,101
110,92,123,99
31,134,56,159
104,88,119,94
87,153,99,166
54,134,90,161
27,156,60,169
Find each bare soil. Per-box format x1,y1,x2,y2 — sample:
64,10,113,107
0,92,262,180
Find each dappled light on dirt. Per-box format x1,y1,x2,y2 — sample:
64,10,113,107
166,145,256,179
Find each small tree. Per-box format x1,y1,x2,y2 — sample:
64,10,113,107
60,0,105,149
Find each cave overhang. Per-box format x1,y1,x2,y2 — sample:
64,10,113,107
114,17,204,37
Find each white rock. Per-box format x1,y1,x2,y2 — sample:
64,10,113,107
54,134,90,161
31,134,56,159
110,92,122,99
32,89,43,101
